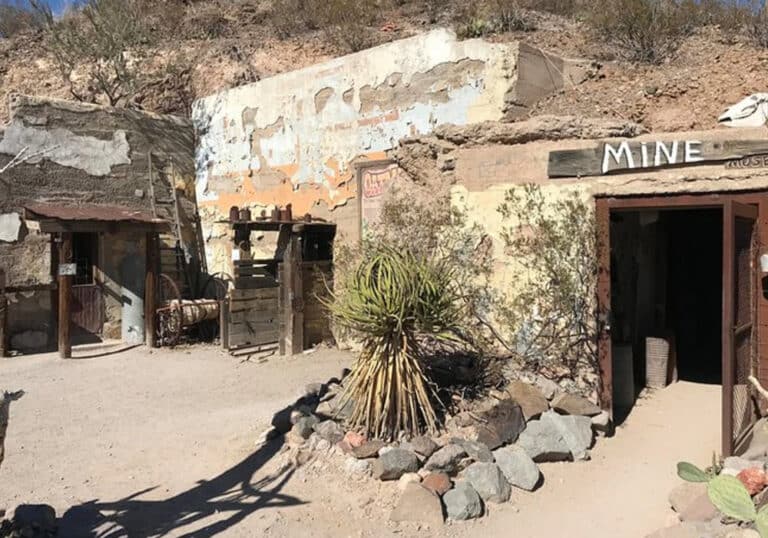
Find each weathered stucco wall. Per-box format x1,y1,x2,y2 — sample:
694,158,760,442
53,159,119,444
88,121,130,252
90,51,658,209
193,29,594,274
0,95,197,352
394,117,768,292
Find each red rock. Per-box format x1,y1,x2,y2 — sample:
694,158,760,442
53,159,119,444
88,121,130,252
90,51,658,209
344,431,366,448
738,467,767,495
422,472,452,496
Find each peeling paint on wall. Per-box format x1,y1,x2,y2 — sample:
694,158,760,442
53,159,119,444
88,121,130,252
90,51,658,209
0,122,131,176
193,29,594,274
0,213,22,242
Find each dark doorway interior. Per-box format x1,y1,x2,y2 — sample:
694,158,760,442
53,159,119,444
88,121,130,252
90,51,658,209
610,208,723,421
71,232,104,344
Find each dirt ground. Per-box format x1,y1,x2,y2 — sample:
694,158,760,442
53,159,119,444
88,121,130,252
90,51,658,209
0,345,720,537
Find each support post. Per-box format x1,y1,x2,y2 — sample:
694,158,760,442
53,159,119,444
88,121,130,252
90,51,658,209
0,269,7,358
58,232,72,359
145,232,158,348
279,226,304,356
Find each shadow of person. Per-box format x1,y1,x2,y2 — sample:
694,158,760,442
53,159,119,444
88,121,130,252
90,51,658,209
59,437,304,538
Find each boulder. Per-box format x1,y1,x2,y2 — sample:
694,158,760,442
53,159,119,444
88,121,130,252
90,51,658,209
422,472,452,496
372,448,420,481
424,444,467,474
493,446,541,491
408,436,439,458
291,416,319,440
721,456,765,477
535,377,559,400
516,419,571,462
591,410,613,436
540,410,593,461
390,483,444,527
551,393,602,417
338,431,366,453
453,438,494,463
443,481,484,521
397,473,422,491
313,420,345,444
344,456,371,476
476,400,526,448
315,395,355,420
352,440,387,459
464,462,511,503
507,381,549,421
667,481,719,523
743,419,768,460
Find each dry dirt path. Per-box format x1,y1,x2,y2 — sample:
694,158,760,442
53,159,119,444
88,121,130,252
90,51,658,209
0,347,719,537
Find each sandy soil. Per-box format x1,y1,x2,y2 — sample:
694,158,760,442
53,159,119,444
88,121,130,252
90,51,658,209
0,346,719,537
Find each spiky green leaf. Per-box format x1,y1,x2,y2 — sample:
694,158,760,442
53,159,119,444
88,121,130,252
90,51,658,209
707,475,757,522
677,461,710,483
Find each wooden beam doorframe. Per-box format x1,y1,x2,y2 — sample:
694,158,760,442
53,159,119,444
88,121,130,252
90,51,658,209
596,191,764,451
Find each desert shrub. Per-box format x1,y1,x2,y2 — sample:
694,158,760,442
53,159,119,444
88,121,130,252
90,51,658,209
272,0,377,51
31,0,154,106
487,0,536,32
585,0,694,64
423,0,450,24
498,185,599,381
743,2,768,48
0,1,44,38
327,244,469,439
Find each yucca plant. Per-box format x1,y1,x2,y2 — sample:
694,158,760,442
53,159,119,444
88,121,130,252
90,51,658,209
326,244,467,440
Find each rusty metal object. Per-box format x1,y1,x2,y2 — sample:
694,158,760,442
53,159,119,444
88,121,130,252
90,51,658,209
239,207,252,221
229,206,240,222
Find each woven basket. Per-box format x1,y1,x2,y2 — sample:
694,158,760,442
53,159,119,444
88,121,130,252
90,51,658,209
646,337,670,388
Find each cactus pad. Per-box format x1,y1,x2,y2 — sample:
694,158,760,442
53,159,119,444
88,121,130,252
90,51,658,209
707,474,757,522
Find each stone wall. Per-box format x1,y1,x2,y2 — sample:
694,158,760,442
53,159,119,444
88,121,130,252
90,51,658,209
192,29,594,274
0,95,197,352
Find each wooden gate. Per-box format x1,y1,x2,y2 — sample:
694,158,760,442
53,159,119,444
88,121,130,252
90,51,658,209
71,284,105,338
223,259,280,351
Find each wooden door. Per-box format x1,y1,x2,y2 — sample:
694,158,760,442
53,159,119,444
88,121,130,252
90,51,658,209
71,233,104,341
723,201,759,456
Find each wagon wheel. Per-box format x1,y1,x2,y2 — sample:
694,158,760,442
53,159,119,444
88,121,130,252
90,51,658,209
156,306,183,347
196,272,232,342
200,272,232,300
158,273,182,305
155,274,183,346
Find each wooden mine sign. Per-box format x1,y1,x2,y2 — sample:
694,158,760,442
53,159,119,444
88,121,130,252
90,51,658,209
548,139,768,178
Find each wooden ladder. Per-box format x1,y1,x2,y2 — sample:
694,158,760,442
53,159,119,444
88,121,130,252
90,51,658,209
149,153,194,299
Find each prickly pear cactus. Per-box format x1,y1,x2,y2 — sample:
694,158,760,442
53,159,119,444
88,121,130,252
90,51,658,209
756,505,768,538
707,475,757,522
677,462,710,483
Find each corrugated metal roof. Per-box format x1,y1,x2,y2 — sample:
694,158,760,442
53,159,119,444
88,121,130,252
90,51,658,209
24,203,167,224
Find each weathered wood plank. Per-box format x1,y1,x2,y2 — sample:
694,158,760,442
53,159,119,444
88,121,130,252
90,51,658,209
548,139,768,178
235,265,278,277
230,298,279,314
231,288,279,300
234,276,279,290
229,309,278,324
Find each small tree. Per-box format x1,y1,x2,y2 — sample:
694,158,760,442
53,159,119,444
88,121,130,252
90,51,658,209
498,185,599,382
31,0,153,106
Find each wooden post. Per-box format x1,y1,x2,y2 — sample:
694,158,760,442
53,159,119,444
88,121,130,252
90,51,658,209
0,268,7,358
279,226,304,356
145,232,158,348
220,297,230,350
58,232,73,359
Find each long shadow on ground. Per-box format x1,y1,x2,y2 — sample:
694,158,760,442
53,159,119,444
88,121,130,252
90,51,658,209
58,437,304,538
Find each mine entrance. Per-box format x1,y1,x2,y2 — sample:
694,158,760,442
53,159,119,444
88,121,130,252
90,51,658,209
598,195,761,456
